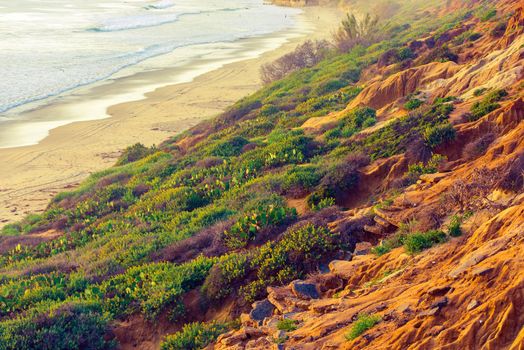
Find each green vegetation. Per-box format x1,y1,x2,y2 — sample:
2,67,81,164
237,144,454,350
404,230,447,254
406,154,446,183
423,123,456,148
277,319,298,331
161,322,229,350
469,89,508,121
345,313,381,340
448,215,463,237
404,98,424,110
476,7,497,22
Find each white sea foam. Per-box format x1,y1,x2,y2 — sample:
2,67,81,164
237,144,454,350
0,0,300,118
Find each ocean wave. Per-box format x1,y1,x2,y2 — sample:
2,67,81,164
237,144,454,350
88,13,180,32
89,7,249,32
146,0,176,10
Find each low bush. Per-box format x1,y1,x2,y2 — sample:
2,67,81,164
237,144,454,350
161,321,228,350
334,13,380,52
477,7,497,22
423,123,456,148
447,215,462,237
404,98,423,110
260,40,331,84
277,319,298,331
371,232,407,256
469,89,507,120
490,22,507,37
404,230,447,254
345,313,381,340
117,143,156,166
462,133,495,160
0,302,116,350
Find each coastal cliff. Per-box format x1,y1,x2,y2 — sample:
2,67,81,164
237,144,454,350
0,0,522,349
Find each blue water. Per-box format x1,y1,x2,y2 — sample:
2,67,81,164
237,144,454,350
0,0,299,116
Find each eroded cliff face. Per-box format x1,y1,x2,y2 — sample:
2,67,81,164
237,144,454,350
212,1,524,349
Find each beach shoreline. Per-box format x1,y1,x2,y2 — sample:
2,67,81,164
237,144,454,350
0,6,342,228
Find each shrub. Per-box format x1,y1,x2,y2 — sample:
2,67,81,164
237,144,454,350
202,254,248,300
470,89,507,120
311,197,336,211
462,133,495,160
1,223,22,236
260,40,331,84
423,45,458,64
345,314,381,340
117,143,156,165
281,165,322,197
277,319,298,331
161,321,228,350
334,13,380,52
0,302,116,350
371,232,407,256
210,136,249,157
477,7,497,22
448,215,462,237
404,230,447,254
473,88,487,97
324,107,376,140
406,154,446,183
404,98,424,110
423,123,456,148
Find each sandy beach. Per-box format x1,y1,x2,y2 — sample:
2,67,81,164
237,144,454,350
0,6,342,228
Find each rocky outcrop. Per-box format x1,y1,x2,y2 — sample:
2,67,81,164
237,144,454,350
347,61,460,110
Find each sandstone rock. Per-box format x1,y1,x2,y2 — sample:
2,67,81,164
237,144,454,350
427,285,452,296
396,303,412,314
472,266,494,277
291,281,320,299
429,325,445,336
419,172,449,184
418,307,440,317
264,318,280,329
245,337,272,350
467,299,481,311
249,299,275,325
354,242,373,255
273,330,286,340
430,297,449,309
244,327,266,338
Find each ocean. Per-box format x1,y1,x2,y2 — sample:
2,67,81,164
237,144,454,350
0,0,300,147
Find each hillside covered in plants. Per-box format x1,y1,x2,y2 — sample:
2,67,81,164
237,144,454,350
1,0,523,349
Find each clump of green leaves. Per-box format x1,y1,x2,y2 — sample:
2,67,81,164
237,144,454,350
404,230,447,254
469,89,507,121
277,319,298,331
476,7,497,22
324,107,377,140
406,154,446,183
447,215,462,237
161,321,228,350
345,313,381,340
371,232,407,256
404,98,424,110
117,143,157,165
423,123,456,148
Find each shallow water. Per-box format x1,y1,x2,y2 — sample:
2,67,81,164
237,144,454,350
0,0,299,119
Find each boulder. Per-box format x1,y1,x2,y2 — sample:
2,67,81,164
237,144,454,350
249,299,275,325
354,242,373,255
291,281,320,299
427,285,452,296
467,300,481,311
